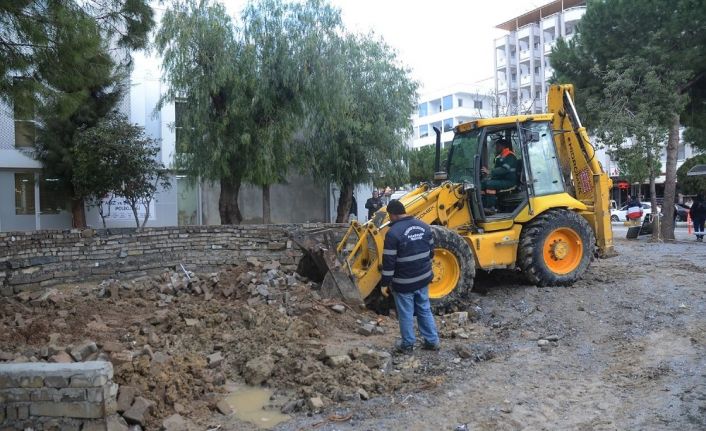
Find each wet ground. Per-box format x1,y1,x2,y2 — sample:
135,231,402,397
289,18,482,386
279,232,706,431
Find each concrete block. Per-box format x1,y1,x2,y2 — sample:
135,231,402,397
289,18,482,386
30,387,60,401
122,396,155,426
117,386,138,413
0,388,31,402
87,387,103,402
44,375,70,387
60,387,87,402
30,401,104,419
19,376,44,388
17,404,29,420
81,420,108,431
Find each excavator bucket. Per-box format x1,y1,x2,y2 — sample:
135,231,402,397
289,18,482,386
289,227,364,307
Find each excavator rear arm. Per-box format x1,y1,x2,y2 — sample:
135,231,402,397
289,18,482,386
547,84,615,257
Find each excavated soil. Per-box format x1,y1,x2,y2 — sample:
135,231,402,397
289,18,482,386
2,234,705,430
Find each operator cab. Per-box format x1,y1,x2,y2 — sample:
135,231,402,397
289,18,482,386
447,116,565,226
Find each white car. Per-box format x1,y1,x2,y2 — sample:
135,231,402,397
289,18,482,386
389,190,408,200
610,203,656,222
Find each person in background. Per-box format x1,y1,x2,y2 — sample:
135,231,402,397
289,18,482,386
690,193,706,242
348,194,358,222
365,190,384,221
381,200,440,354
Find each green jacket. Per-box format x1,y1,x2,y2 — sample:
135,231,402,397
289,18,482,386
491,149,519,183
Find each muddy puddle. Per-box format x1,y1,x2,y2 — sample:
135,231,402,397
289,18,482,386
225,385,290,429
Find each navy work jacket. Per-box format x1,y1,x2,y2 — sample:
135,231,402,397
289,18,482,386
381,216,434,293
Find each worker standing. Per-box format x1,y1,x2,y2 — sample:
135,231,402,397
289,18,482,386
365,190,384,220
381,200,440,353
691,193,706,242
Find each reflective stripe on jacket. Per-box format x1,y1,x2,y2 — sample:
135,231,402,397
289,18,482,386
381,216,434,293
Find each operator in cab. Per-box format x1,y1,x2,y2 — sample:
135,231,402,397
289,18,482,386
481,138,519,215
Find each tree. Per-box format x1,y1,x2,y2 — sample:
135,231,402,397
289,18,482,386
303,33,418,222
551,0,706,240
1,1,154,227
0,1,153,102
408,145,448,185
677,154,706,197
72,112,167,229
235,0,342,224
119,140,171,229
156,0,245,224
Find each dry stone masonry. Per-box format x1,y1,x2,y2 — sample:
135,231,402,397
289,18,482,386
0,362,119,430
0,224,343,295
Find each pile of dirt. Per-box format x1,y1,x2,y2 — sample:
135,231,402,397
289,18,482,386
2,257,477,428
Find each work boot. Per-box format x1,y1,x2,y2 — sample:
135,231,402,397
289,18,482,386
422,341,440,351
393,340,414,355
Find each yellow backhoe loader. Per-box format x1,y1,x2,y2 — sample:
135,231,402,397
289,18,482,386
296,84,615,311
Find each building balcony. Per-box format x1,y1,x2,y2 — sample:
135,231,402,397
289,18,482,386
520,75,532,87
563,6,586,24
544,67,554,79
544,40,555,53
498,80,507,91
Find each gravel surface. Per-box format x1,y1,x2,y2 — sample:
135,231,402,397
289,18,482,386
283,233,706,431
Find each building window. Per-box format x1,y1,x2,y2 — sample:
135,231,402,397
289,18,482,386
39,177,68,214
15,173,35,215
13,83,36,148
442,95,453,111
474,100,483,110
443,118,454,132
534,66,540,74
458,99,463,108
418,103,428,117
174,99,188,154
419,124,428,138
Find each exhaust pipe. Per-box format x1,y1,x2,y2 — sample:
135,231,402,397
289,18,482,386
432,126,447,183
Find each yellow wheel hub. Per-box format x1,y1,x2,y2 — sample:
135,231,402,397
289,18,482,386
543,228,583,275
429,248,460,299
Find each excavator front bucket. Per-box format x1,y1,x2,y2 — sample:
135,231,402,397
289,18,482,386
289,227,364,307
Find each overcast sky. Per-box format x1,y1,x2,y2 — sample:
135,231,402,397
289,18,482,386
222,0,548,94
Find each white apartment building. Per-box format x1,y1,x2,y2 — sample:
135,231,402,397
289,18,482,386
411,82,495,149
494,0,586,114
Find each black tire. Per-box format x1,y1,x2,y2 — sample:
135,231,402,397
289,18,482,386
429,225,476,312
611,215,619,222
626,226,641,239
518,209,595,286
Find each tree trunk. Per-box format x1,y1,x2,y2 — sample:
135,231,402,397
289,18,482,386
129,203,140,229
335,182,353,223
71,198,86,229
141,199,151,229
660,114,679,240
262,184,271,224
649,168,659,241
219,177,243,225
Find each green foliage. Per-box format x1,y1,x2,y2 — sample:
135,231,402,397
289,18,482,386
73,112,170,228
156,0,240,183
677,154,706,196
157,0,417,223
0,1,154,103
302,33,417,209
408,145,448,185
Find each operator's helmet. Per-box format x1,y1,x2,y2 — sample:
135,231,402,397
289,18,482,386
494,138,511,148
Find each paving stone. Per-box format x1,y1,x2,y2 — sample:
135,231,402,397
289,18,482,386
123,396,155,426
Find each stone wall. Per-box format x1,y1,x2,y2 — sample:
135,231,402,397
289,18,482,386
0,362,118,430
0,224,345,295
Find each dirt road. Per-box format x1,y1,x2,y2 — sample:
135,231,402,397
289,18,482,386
284,237,706,431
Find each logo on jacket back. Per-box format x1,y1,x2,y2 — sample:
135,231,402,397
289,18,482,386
404,226,425,241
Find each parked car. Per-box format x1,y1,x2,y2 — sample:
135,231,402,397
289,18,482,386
610,203,656,222
389,189,408,200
